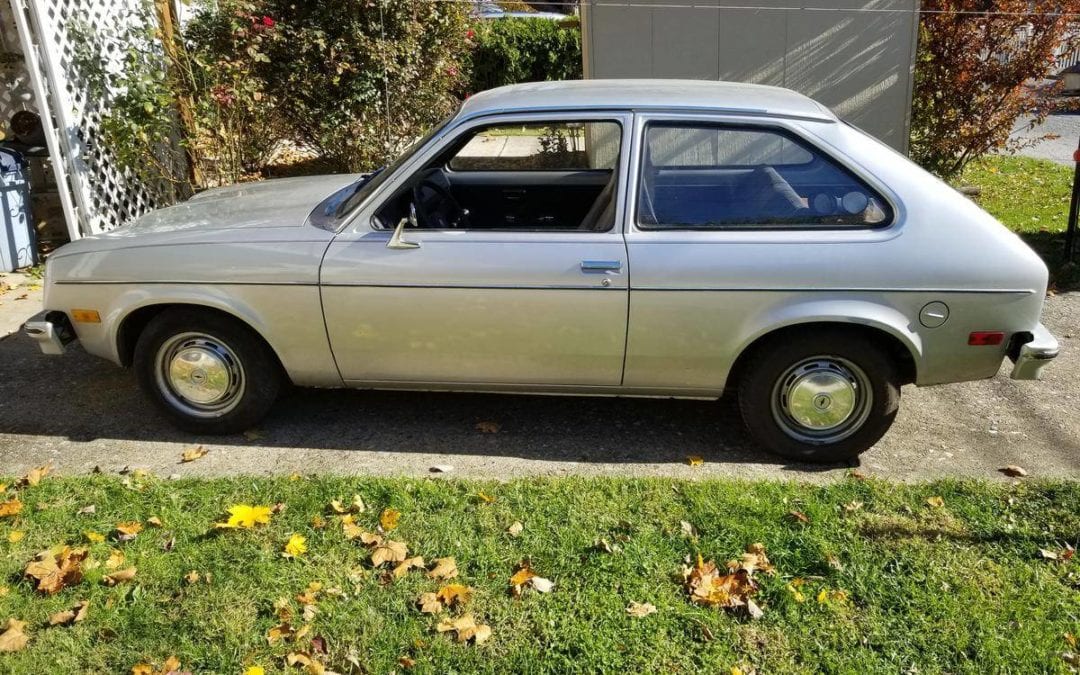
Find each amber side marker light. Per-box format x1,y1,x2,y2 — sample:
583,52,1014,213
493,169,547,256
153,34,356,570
70,310,101,324
968,331,1005,346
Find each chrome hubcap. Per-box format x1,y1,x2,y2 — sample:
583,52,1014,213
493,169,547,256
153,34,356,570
155,332,244,418
771,356,872,444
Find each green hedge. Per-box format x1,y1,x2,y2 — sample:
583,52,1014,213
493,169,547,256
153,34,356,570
468,17,582,93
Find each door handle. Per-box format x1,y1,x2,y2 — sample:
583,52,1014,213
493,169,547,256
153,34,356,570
580,260,622,272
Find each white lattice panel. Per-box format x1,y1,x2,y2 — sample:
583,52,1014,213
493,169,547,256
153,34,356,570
0,2,35,132
10,0,178,237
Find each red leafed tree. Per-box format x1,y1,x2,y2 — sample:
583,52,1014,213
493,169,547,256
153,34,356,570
910,0,1080,178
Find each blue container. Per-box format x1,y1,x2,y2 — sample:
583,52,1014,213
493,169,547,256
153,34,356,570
0,147,38,272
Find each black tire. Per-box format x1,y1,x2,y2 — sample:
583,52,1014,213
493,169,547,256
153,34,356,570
133,308,282,435
737,329,900,463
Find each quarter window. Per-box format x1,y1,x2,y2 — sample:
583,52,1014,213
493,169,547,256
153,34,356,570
637,123,891,229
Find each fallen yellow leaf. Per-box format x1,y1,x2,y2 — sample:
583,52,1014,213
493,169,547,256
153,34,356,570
926,496,945,508
0,497,23,518
17,463,51,488
214,504,272,529
102,567,137,586
371,539,408,567
626,601,657,618
417,592,443,614
84,531,105,544
0,618,28,652
283,533,308,558
115,522,143,541
428,557,458,580
437,583,472,608
507,521,524,537
146,516,163,528
379,508,401,531
687,455,704,467
392,556,425,579
477,492,496,504
106,549,125,570
7,530,24,543
181,446,208,462
25,546,88,594
243,667,266,675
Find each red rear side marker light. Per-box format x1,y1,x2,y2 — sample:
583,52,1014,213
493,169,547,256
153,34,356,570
968,331,1005,346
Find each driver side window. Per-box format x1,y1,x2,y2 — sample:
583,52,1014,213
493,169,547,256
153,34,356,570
375,120,622,232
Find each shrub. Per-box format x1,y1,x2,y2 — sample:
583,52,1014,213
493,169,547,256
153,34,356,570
467,17,582,94
910,0,1078,178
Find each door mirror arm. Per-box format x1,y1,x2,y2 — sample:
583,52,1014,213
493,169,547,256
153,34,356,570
387,202,421,250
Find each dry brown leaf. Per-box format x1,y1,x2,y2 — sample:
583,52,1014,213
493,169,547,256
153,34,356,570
428,557,458,580
680,520,698,538
999,465,1028,478
788,510,810,524
48,600,89,627
77,505,96,515
0,618,28,652
181,446,208,463
17,463,52,488
392,556,425,579
507,521,524,537
25,547,88,594
842,501,864,513
509,564,536,591
295,581,322,606
379,508,401,531
267,622,294,645
285,651,325,673
184,570,200,585
341,519,363,540
417,592,442,614
732,543,775,576
146,517,163,528
102,567,137,586
0,497,23,518
436,583,472,608
626,601,657,618
683,554,760,613
329,495,366,515
371,539,408,567
437,613,492,644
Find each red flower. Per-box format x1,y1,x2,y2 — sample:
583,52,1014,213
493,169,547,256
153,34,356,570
466,28,475,40
262,15,275,27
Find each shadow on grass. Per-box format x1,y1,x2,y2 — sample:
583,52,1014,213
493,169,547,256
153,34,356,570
1018,230,1080,291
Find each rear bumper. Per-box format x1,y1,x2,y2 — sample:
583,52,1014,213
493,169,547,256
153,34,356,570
1009,323,1058,380
23,310,77,355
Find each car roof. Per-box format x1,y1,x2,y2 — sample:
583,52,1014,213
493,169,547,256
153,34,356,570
457,79,837,123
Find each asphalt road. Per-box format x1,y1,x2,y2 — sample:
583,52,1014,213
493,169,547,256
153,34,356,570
0,277,1076,482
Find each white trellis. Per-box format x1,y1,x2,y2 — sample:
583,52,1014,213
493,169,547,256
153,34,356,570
4,0,177,239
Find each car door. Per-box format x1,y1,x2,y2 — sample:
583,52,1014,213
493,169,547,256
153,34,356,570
320,112,633,388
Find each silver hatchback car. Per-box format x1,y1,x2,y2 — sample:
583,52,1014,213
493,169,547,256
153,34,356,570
26,80,1058,462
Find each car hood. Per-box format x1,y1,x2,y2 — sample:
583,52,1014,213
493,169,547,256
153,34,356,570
49,174,362,259
127,174,361,235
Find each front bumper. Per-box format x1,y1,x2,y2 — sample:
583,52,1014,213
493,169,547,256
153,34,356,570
23,310,76,355
1009,323,1059,380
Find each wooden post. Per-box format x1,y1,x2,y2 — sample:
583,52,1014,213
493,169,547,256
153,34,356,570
155,0,202,192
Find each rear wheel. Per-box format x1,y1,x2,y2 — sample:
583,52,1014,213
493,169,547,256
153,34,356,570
134,309,281,434
737,329,900,463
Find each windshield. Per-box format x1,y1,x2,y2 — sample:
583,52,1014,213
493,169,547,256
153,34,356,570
335,112,458,219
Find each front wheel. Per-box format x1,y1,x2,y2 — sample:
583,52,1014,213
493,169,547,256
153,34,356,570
737,330,900,463
134,309,282,435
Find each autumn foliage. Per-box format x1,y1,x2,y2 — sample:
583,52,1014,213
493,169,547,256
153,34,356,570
911,0,1080,177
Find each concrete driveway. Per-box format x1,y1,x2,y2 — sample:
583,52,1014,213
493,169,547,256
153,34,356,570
0,274,1076,482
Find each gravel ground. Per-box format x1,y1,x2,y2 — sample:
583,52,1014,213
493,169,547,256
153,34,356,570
0,278,1076,482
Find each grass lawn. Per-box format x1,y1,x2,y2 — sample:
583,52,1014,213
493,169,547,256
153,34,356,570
0,474,1078,673
958,156,1079,289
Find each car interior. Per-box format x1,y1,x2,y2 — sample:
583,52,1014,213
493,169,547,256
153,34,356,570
637,124,890,228
372,120,889,233
373,121,622,232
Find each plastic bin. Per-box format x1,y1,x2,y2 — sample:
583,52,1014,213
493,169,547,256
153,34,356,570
0,147,38,272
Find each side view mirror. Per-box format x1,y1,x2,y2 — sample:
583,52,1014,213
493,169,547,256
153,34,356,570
387,202,420,250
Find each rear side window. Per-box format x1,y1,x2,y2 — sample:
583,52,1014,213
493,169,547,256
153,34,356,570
637,123,892,229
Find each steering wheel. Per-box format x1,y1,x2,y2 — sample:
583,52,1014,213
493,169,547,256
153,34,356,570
412,174,469,229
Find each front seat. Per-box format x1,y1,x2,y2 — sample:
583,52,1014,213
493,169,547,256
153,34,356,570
578,166,619,231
